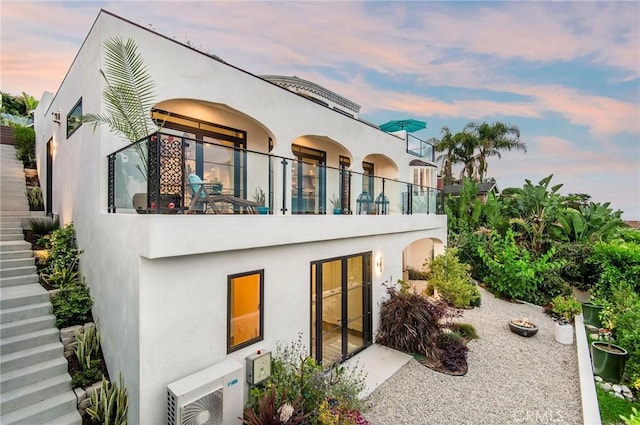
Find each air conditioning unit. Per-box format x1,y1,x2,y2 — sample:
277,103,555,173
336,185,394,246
51,111,61,124
167,358,244,425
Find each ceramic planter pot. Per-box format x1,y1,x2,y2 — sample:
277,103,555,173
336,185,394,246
333,208,342,215
582,302,603,328
591,341,628,383
509,320,538,337
554,322,573,345
257,206,269,215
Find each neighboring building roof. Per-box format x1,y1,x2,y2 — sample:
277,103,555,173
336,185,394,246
625,221,640,229
443,181,498,196
1,113,32,127
409,159,436,167
260,75,361,117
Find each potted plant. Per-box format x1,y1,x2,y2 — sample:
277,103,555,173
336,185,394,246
582,299,604,328
592,331,629,384
550,295,581,345
211,177,223,193
330,194,341,215
253,186,269,215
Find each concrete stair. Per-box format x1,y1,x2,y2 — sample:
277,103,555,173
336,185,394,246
0,145,81,424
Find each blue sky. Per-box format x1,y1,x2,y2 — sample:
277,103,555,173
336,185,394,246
2,1,639,219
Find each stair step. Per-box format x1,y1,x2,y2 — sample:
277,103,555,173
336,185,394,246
0,389,77,425
0,314,56,338
0,282,49,310
1,374,72,413
1,302,52,324
0,257,35,269
0,219,24,228
0,211,31,217
1,265,37,278
0,240,31,252
44,410,83,425
0,227,24,235
1,341,63,373
0,357,68,393
1,327,60,355
0,273,40,288
0,250,34,261
0,234,25,242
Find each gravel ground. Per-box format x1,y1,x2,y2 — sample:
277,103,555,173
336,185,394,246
364,287,582,425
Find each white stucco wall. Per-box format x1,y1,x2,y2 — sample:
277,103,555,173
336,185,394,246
34,10,448,424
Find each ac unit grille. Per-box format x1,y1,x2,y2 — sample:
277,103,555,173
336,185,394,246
181,389,223,425
167,390,177,425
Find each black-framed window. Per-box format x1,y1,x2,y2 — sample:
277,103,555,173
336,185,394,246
227,270,264,353
66,98,82,138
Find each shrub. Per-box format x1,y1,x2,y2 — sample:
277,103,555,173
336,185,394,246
590,241,640,299
71,359,103,388
554,242,597,291
45,222,82,274
42,265,80,288
86,374,128,425
478,230,565,304
450,323,479,341
14,126,35,167
449,230,490,282
25,186,44,210
426,247,478,308
437,332,468,372
406,267,428,280
550,295,582,322
248,335,366,421
51,282,93,328
75,324,101,370
376,286,455,356
28,216,59,237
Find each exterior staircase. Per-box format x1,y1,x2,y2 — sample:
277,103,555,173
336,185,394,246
0,144,81,424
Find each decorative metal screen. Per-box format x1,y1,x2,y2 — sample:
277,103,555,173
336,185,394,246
147,134,184,211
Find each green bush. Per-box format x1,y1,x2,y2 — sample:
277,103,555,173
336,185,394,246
42,265,80,288
590,242,640,299
406,267,429,280
51,283,93,328
478,230,565,304
45,222,82,273
554,242,597,291
14,126,35,167
550,295,582,322
75,324,101,370
426,247,478,308
71,359,103,389
28,216,59,237
449,230,490,282
451,323,479,340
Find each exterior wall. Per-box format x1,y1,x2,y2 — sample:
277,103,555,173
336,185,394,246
138,225,446,424
34,10,448,424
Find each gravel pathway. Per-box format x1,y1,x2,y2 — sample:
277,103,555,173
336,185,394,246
365,287,582,425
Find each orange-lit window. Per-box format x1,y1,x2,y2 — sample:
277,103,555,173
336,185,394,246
227,270,264,353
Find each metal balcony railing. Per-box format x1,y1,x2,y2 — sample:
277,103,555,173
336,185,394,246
107,132,444,215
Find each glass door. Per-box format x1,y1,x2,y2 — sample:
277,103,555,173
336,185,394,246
292,145,326,214
311,253,372,365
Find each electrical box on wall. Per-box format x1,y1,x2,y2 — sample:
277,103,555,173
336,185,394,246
246,351,271,386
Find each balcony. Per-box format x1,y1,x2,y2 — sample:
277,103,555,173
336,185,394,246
107,132,444,216
406,133,435,162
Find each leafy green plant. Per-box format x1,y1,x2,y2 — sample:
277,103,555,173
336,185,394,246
42,264,80,288
71,359,103,389
397,278,411,294
478,229,566,303
406,267,429,280
590,241,640,299
253,186,266,206
550,295,581,322
620,407,640,425
14,125,35,167
25,186,44,210
51,283,93,328
329,194,341,210
426,247,477,308
44,222,82,274
450,323,479,341
86,374,128,425
248,335,367,421
75,324,101,370
597,387,640,425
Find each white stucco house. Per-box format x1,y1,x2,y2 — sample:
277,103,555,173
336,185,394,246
34,10,446,424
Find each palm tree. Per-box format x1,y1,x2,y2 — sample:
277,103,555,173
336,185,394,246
83,37,156,144
466,121,526,182
433,126,457,185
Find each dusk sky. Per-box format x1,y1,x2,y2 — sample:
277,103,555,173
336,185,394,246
2,1,639,219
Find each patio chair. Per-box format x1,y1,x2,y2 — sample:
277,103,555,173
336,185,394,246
132,193,148,214
188,173,212,213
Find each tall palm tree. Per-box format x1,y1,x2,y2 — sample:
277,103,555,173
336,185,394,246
433,127,458,185
466,121,526,182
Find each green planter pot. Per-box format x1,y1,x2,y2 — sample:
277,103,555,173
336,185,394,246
257,206,269,215
591,341,628,383
582,302,603,328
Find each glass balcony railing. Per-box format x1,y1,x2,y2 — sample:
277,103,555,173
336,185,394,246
406,134,435,162
107,132,444,215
